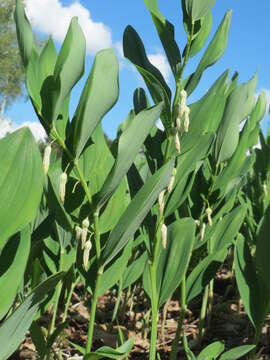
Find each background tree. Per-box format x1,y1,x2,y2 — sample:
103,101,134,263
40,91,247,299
0,0,24,117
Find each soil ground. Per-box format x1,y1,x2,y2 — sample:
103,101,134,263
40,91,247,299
12,272,270,359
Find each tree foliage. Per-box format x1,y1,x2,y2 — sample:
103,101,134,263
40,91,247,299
0,0,24,116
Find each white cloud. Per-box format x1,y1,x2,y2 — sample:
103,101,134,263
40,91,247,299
0,117,47,142
25,0,112,54
148,53,171,83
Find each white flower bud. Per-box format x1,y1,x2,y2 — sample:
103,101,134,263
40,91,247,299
75,226,82,242
161,223,167,249
179,89,187,118
82,217,90,229
176,117,181,133
83,240,92,269
168,168,177,194
174,133,181,155
184,106,190,133
81,227,88,249
81,217,90,249
206,207,213,227
195,220,200,227
158,190,166,215
200,222,206,241
43,145,51,175
59,172,67,203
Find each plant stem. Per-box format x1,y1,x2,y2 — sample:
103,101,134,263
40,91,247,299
161,298,170,342
50,249,64,334
170,277,189,360
149,263,158,360
63,276,79,322
85,211,102,354
172,22,195,118
51,128,92,206
112,278,123,323
85,269,102,354
197,285,209,347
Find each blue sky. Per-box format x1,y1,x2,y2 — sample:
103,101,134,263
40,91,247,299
6,0,270,139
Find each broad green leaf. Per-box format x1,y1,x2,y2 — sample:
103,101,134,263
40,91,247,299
84,337,134,359
144,0,181,78
101,159,174,266
185,0,216,21
188,12,213,58
219,345,256,360
0,273,64,360
235,235,264,330
26,49,42,112
122,251,148,290
29,321,47,359
76,123,114,192
209,205,247,252
185,71,229,139
39,37,58,85
97,240,133,296
256,205,270,293
185,10,232,95
0,227,30,320
215,74,257,164
0,128,43,251
123,26,171,130
158,218,196,307
214,92,266,196
165,133,214,216
197,341,224,360
99,179,128,234
97,102,164,208
14,0,34,66
54,17,85,101
41,17,86,126
72,49,119,158
186,247,227,303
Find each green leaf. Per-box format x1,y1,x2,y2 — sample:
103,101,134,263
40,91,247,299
235,235,264,330
29,321,47,358
99,179,128,234
26,49,42,112
186,247,228,303
185,10,232,95
122,251,148,290
72,49,119,158
158,218,196,307
215,74,257,163
101,160,174,266
185,71,229,138
14,0,34,66
185,0,216,21
41,17,86,125
219,345,256,360
39,37,58,86
210,205,247,253
97,102,164,208
256,205,270,294
123,26,171,130
144,0,181,78
0,128,43,251
197,340,224,360
0,227,30,320
97,240,133,296
84,337,134,359
188,12,213,58
0,273,64,360
165,133,214,216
